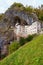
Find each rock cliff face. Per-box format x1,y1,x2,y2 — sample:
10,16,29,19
0,8,38,50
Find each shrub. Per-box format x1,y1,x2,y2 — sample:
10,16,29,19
19,34,36,46
25,35,33,42
1,54,6,59
25,34,36,42
8,41,20,54
19,37,25,46
8,34,37,54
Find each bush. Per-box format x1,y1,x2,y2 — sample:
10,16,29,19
19,34,36,46
8,41,20,54
25,34,36,42
8,34,37,54
25,35,33,42
19,37,25,46
1,54,6,59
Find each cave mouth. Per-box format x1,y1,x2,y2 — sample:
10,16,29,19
14,16,21,26
13,16,28,26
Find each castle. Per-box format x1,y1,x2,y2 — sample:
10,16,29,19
13,20,43,41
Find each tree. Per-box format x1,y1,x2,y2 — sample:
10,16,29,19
34,8,43,21
9,2,24,11
25,6,33,13
38,10,43,21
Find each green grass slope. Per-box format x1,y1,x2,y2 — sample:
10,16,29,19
0,34,43,65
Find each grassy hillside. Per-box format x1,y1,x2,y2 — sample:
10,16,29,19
0,34,43,65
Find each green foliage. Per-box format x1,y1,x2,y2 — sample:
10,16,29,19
8,35,35,55
38,10,43,21
12,2,23,7
25,35,34,42
9,2,24,11
8,41,20,54
19,34,36,46
19,37,25,46
0,14,4,20
25,6,33,13
34,8,43,21
13,2,23,7
1,54,6,59
0,35,43,65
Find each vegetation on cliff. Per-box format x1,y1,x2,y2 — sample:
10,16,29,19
0,14,4,21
